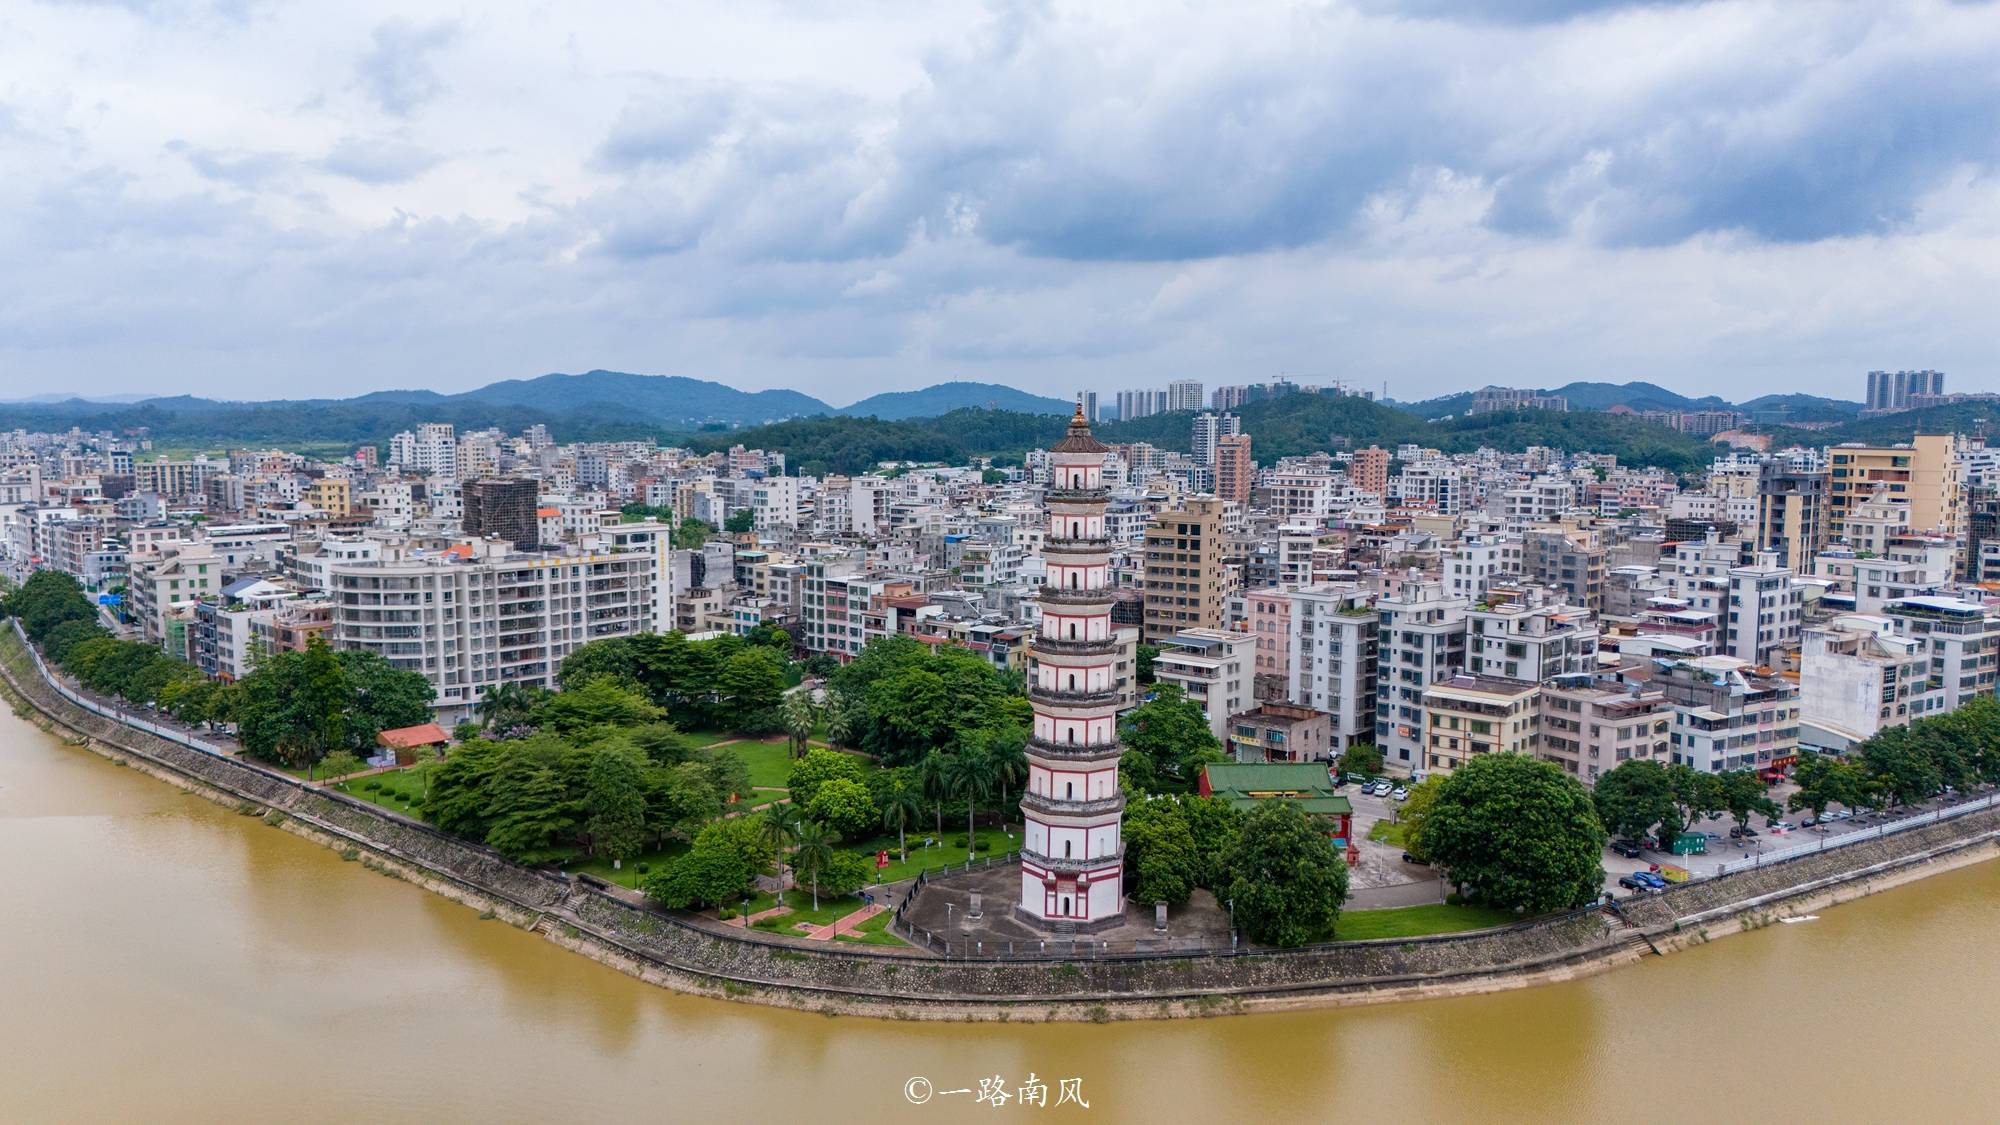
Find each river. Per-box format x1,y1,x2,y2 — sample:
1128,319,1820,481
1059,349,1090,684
3,703,1994,1123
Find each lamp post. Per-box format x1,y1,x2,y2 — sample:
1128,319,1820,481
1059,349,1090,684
1228,897,1236,950
743,896,751,927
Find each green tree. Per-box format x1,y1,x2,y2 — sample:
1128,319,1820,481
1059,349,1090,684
1664,762,1728,843
1224,801,1349,947
781,690,818,758
584,746,650,863
1395,775,1444,864
645,839,752,911
944,744,998,851
556,637,642,693
818,850,874,898
1179,795,1246,889
1860,726,1943,808
1124,798,1199,906
480,681,547,730
533,677,663,735
724,509,756,535
917,749,950,841
316,749,365,781
1337,743,1384,778
233,635,350,767
484,757,576,862
648,760,724,841
336,649,434,748
786,747,867,809
758,802,803,888
1119,684,1225,794
791,820,837,911
805,776,877,838
717,646,787,733
696,745,754,806
1717,769,1780,833
1592,759,1678,843
1420,754,1606,913
691,815,777,877
3,570,98,641
1789,750,1867,821
877,770,925,862
1135,643,1159,685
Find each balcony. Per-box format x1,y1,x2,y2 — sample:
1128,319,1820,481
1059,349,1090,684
1025,735,1124,761
1028,685,1116,707
1031,636,1117,656
1020,790,1127,818
1043,536,1113,553
1021,846,1124,874
1037,585,1113,607
1044,486,1109,504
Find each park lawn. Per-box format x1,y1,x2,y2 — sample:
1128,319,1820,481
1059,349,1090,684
748,892,874,934
566,839,691,888
331,767,431,816
843,825,1016,884
1368,819,1408,847
734,787,787,810
834,911,907,947
680,730,739,749
1335,903,1517,941
721,739,794,788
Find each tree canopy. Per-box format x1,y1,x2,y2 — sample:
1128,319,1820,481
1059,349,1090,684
1420,754,1605,913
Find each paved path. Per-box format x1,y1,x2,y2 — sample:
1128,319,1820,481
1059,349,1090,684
805,902,884,940
727,904,794,928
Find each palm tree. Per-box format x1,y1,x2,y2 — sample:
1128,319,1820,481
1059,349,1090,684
944,746,997,858
479,682,536,731
917,749,950,842
822,688,852,747
986,730,1028,812
758,802,803,900
781,691,817,759
879,773,926,863
791,821,836,912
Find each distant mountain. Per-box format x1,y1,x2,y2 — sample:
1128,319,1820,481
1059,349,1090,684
0,392,153,405
463,370,832,425
837,381,1073,420
1400,381,1862,421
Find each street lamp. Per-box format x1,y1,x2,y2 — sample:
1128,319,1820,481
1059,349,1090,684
1228,897,1237,950
743,896,751,927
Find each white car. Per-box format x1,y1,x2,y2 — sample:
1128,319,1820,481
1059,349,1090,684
1392,786,1410,801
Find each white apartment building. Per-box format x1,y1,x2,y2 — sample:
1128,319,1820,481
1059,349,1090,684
1465,600,1599,681
317,537,660,722
1374,579,1469,773
1723,557,1802,666
1650,655,1801,774
1884,596,2000,710
1154,628,1256,743
1800,614,1940,748
1284,583,1378,752
1446,534,1524,602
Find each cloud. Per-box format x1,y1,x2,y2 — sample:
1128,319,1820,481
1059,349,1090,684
0,0,1996,404
354,18,458,117
318,135,442,184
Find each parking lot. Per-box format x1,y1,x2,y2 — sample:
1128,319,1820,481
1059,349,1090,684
1602,786,1991,899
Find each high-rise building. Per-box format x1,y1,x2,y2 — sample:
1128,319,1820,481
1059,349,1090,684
1864,369,1945,414
1114,388,1165,421
1020,406,1125,928
462,477,540,549
1075,390,1099,424
1166,379,1205,412
1214,433,1253,505
1190,411,1240,468
1349,446,1390,496
1755,461,1828,570
1827,436,1964,542
1142,495,1227,643
1373,579,1468,773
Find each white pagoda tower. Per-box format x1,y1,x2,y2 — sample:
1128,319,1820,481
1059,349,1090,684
1018,404,1126,926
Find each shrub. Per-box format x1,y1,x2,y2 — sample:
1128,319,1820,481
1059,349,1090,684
635,862,651,874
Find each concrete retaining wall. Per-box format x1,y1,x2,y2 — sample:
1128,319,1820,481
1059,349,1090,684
7,621,1996,1020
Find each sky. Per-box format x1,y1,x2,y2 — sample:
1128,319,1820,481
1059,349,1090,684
1,0,1997,406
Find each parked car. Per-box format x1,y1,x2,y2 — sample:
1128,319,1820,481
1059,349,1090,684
1610,839,1643,859
1831,809,1853,821
1771,821,1798,832
1633,871,1669,889
1618,874,1651,892
1401,852,1428,866
1801,816,1818,828
1371,781,1392,797
1728,825,1759,839
1392,786,1410,801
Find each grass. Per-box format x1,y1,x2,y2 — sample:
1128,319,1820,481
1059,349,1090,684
834,911,907,947
331,767,431,816
1334,903,1518,941
1368,819,1408,847
721,739,794,788
748,892,872,933
735,787,787,810
566,839,692,889
842,825,1015,884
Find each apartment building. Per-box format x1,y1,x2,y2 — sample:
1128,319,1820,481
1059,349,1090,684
1348,446,1390,497
1154,628,1257,743
1284,583,1378,752
1754,462,1827,569
1465,599,1599,681
1800,614,1940,747
1649,656,1801,774
1537,675,1672,785
316,537,659,722
1883,596,2000,710
1446,534,1524,602
1420,673,1540,774
1142,495,1228,643
1214,433,1253,505
1827,436,1964,543
1523,526,1605,611
1373,579,1468,773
